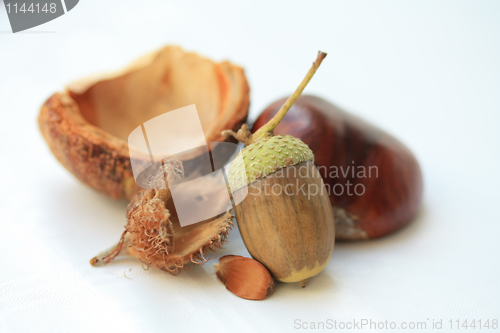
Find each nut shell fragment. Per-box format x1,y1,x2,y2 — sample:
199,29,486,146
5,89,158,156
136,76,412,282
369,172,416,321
215,255,275,300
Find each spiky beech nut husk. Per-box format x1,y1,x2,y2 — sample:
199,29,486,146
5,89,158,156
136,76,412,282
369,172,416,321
38,45,249,200
227,135,335,285
215,255,275,300
90,160,234,274
253,95,423,240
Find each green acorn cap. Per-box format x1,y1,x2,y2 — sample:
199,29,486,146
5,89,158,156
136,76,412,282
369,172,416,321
227,135,314,191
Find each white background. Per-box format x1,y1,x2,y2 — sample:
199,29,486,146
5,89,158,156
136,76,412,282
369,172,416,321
1,1,499,332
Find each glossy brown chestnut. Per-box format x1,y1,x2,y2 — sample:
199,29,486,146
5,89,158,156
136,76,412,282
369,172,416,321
252,95,423,240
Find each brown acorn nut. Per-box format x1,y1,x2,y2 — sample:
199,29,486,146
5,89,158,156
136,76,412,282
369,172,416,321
215,255,275,300
252,95,423,240
90,160,234,274
224,52,335,286
38,45,249,200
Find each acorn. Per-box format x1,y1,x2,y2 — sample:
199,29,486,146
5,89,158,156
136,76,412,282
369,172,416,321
223,52,334,287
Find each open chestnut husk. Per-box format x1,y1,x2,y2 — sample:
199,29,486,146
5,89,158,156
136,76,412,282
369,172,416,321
38,45,249,200
252,95,423,240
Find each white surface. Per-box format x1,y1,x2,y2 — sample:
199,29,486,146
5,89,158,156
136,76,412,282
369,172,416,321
1,1,500,332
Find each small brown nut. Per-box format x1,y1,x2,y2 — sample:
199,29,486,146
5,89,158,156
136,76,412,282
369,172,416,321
215,255,275,300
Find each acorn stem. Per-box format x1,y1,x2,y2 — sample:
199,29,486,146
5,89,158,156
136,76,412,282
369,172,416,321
300,279,307,288
251,51,327,142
